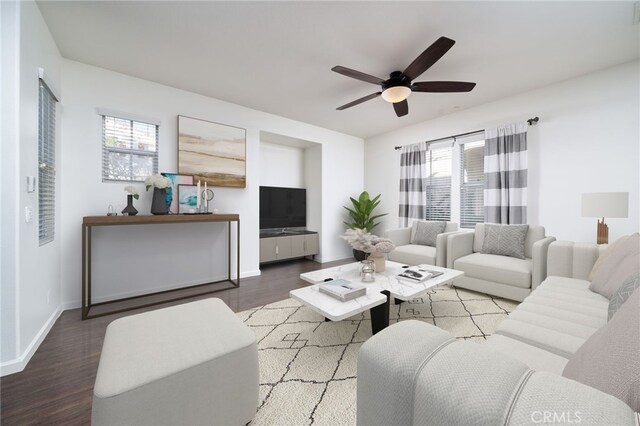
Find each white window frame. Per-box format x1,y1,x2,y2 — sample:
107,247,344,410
38,77,58,246
99,109,160,182
424,142,453,222
458,137,486,228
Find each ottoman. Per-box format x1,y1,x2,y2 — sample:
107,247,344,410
92,298,259,425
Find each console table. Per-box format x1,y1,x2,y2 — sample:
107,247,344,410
81,214,240,319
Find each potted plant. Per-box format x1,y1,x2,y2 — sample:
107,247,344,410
343,191,388,260
343,191,387,231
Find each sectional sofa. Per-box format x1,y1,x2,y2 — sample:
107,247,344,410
357,237,639,425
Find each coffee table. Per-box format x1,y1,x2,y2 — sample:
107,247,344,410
290,261,464,334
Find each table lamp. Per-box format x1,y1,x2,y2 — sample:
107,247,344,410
581,192,629,244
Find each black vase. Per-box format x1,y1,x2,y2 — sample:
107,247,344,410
353,249,368,262
121,194,138,216
151,187,168,215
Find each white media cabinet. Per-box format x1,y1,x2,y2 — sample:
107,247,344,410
259,231,319,264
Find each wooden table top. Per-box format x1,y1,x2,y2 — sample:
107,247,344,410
83,213,239,225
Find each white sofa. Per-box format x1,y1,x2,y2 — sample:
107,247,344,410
357,240,639,425
447,224,555,301
385,222,459,267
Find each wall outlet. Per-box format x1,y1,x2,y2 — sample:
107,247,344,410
25,206,32,223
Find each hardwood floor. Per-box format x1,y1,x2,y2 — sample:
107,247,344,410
0,258,350,425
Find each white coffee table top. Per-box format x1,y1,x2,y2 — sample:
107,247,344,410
299,261,464,301
289,285,387,322
291,261,464,322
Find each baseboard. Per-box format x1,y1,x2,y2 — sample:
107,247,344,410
0,307,62,377
315,254,353,263
61,269,262,311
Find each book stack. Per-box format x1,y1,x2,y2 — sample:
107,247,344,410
397,266,443,282
318,279,366,301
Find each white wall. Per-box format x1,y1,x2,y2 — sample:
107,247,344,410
305,145,323,254
259,142,305,188
365,61,640,243
60,60,363,308
1,0,63,375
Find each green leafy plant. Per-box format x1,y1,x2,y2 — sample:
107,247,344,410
343,191,387,231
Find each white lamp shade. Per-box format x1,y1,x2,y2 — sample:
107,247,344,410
381,86,411,103
581,192,629,218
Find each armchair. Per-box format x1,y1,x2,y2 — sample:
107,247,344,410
447,224,555,301
385,222,459,267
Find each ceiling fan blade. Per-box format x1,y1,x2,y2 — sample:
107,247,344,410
402,37,456,81
332,66,385,85
393,100,408,117
411,81,476,92
336,92,382,110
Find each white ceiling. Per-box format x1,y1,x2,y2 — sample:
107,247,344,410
37,1,639,139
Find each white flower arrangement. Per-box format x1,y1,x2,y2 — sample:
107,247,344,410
340,229,396,254
371,236,395,254
144,174,172,191
124,185,139,200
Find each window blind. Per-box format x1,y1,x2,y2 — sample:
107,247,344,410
38,80,57,245
425,145,452,221
102,115,158,182
460,140,485,228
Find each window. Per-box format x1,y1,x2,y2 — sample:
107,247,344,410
101,114,158,182
425,145,452,221
39,79,57,245
460,140,485,228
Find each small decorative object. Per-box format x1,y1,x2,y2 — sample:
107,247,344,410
107,205,117,216
121,185,139,216
340,229,395,266
145,174,172,215
178,115,247,188
368,237,395,272
162,173,194,214
361,260,376,283
178,184,198,214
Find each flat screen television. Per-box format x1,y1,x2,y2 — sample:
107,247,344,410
260,186,306,230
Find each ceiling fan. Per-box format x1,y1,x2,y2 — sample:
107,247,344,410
332,36,476,117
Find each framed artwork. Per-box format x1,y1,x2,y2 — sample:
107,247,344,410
161,173,194,214
177,115,247,188
177,184,199,214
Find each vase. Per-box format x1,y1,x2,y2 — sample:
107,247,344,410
151,187,168,215
360,260,375,282
121,194,138,216
369,251,386,272
353,249,368,261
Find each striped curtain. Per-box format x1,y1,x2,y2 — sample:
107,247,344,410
484,123,528,224
398,143,427,227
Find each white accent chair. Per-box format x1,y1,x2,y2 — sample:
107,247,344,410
384,222,459,266
447,224,555,301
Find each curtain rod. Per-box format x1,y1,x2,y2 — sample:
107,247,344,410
393,116,539,150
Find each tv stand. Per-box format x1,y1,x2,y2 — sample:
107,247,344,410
259,230,319,264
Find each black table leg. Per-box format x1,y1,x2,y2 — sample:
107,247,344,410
394,298,403,305
370,290,390,334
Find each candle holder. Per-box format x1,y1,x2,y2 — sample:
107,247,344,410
200,189,215,213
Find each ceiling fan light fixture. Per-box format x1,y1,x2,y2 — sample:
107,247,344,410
381,86,411,103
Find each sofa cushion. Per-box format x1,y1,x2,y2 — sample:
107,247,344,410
563,289,640,412
411,221,446,246
485,334,568,374
481,224,529,259
609,272,640,320
589,233,639,298
388,244,436,266
453,253,532,289
588,235,629,281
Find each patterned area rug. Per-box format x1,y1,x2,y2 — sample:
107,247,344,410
238,284,518,426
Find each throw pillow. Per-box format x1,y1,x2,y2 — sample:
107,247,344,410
563,288,640,412
590,233,640,298
411,221,446,247
481,224,529,259
588,235,629,281
608,272,640,320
